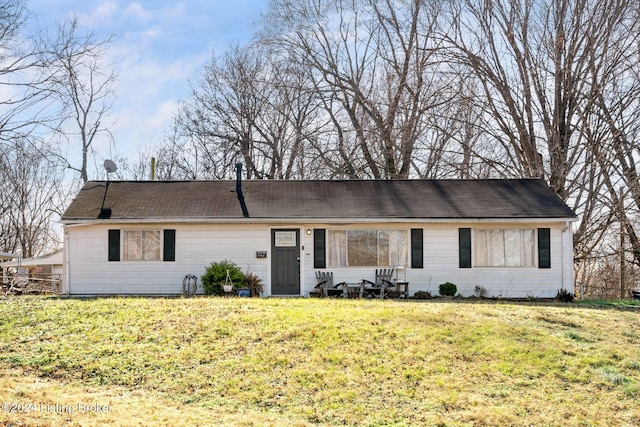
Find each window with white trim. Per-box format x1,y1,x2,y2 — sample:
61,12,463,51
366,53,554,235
473,229,535,267
122,230,161,261
328,230,408,267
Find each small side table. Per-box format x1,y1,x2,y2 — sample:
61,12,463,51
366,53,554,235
394,281,409,299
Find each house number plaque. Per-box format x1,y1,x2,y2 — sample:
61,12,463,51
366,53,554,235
256,251,267,258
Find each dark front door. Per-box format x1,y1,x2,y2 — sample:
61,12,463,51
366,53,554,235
271,229,300,295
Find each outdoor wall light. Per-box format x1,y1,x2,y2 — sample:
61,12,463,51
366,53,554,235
306,228,312,236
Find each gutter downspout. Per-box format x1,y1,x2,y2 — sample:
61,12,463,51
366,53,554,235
561,220,571,294
64,230,71,295
236,163,249,218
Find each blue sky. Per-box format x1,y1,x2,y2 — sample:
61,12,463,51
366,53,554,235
27,0,270,172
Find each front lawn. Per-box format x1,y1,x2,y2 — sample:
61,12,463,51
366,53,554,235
0,297,639,426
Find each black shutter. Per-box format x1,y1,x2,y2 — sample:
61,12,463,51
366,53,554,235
108,229,120,261
313,229,326,269
538,228,551,269
459,228,472,268
411,228,424,268
163,229,176,262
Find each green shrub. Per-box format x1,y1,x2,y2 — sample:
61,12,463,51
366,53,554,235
439,282,457,297
202,259,244,295
556,288,574,303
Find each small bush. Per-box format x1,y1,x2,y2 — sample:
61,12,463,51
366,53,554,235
556,288,574,303
439,282,457,297
202,259,243,295
474,285,488,299
412,290,432,299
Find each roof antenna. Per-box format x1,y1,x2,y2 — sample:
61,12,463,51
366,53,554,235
99,159,117,219
236,163,249,218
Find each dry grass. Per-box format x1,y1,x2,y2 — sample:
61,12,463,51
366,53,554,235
0,296,639,426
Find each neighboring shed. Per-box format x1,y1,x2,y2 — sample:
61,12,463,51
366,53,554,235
60,179,577,298
1,250,64,293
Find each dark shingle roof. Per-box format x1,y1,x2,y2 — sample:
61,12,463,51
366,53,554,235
60,179,576,222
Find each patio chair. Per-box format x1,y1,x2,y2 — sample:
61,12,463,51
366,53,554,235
361,268,395,299
313,271,347,298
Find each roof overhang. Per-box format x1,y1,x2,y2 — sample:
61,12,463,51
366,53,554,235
1,250,63,267
0,252,21,260
62,216,579,228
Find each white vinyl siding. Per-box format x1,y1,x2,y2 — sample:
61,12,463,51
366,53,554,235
64,220,573,299
65,224,271,295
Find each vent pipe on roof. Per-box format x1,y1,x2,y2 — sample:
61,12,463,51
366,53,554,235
236,163,249,218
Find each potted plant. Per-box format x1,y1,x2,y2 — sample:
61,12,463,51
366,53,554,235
222,282,234,293
244,272,264,297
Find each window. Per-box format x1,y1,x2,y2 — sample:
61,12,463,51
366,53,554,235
123,230,161,261
328,229,407,267
473,229,535,267
108,229,176,262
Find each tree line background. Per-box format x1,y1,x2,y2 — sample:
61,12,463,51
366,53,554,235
2,0,639,297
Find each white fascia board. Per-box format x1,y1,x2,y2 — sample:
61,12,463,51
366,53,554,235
0,252,21,260
61,216,578,227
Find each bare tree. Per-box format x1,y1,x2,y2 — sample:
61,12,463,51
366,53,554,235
583,19,640,269
261,0,452,179
43,15,116,183
0,0,57,147
115,125,205,181
0,0,68,257
177,46,268,179
176,44,321,179
442,0,580,193
438,0,640,291
0,140,68,257
0,8,119,257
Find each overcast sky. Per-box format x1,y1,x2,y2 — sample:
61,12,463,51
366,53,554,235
27,0,270,175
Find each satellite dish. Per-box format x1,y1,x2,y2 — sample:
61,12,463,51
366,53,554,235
104,159,117,174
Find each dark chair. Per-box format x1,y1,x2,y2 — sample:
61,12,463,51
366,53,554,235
361,268,395,299
313,271,347,298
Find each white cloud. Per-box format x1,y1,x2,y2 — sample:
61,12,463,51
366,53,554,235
110,99,177,152
149,99,179,129
159,3,187,21
124,2,152,21
143,27,161,40
106,47,206,155
76,1,120,27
